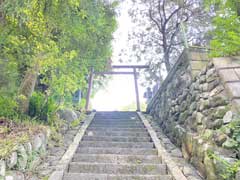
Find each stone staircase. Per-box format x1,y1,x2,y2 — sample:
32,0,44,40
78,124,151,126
63,112,173,180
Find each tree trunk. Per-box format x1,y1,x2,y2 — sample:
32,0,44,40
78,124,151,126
237,2,240,16
164,53,171,72
18,62,39,114
163,43,171,73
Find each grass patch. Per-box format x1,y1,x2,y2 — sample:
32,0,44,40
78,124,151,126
0,117,48,159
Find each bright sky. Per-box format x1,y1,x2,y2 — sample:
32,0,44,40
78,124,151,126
92,1,147,111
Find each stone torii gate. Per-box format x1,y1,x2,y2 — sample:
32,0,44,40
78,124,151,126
85,65,149,112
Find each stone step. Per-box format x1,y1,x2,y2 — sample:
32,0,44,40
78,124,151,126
93,117,138,122
72,154,162,164
85,131,149,137
63,173,173,180
68,163,167,175
79,141,154,148
91,119,139,121
87,127,146,132
89,125,145,128
77,147,158,155
92,118,139,121
90,122,143,127
94,116,137,118
91,120,140,123
82,136,151,142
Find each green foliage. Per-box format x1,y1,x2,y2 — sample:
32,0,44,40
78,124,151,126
29,92,58,121
205,0,240,56
0,0,117,121
0,134,29,159
221,118,240,150
0,96,18,118
70,113,86,128
208,150,240,179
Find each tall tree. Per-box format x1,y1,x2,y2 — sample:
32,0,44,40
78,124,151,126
124,0,210,83
205,0,240,56
0,0,117,117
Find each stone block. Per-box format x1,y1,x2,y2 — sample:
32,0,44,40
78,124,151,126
7,152,17,169
204,153,217,180
214,106,229,119
206,68,216,78
5,171,24,180
17,145,28,171
218,69,239,82
24,142,32,155
209,96,227,107
209,85,225,97
191,61,208,71
232,99,240,112
32,134,43,151
236,170,240,180
208,79,220,91
225,82,240,98
213,131,227,146
213,56,240,69
0,160,6,176
199,99,210,111
199,75,206,84
223,111,233,124
234,68,240,78
189,52,209,61
196,112,204,125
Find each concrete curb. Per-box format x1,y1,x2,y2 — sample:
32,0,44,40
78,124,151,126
137,112,188,180
49,112,96,180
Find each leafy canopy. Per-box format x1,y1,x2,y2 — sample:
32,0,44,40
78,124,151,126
0,0,117,119
205,0,240,56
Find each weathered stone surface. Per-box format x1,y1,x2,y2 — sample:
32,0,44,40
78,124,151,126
209,96,227,107
189,102,197,114
32,134,43,151
206,68,216,79
147,51,240,180
208,79,220,91
24,142,32,155
7,152,18,169
209,86,224,97
170,148,183,158
196,112,204,125
218,69,239,82
28,156,41,170
213,131,227,146
17,145,28,170
204,153,217,180
199,99,210,111
0,160,6,176
199,75,206,84
214,106,229,119
223,111,233,124
225,82,240,98
57,109,78,122
5,171,24,180
235,170,240,180
179,111,188,124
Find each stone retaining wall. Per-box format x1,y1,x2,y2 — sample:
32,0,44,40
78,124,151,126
147,48,240,180
0,109,83,180
0,131,50,180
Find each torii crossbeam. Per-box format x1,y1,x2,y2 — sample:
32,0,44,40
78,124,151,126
85,65,149,112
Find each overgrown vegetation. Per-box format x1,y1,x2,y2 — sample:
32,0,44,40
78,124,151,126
0,117,47,158
208,150,240,180
205,0,240,56
0,0,117,122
